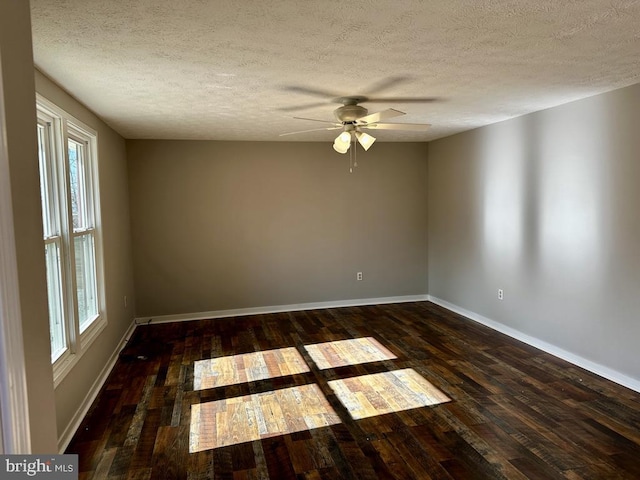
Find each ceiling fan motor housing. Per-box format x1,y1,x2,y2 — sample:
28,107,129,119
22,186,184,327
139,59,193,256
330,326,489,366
334,104,368,123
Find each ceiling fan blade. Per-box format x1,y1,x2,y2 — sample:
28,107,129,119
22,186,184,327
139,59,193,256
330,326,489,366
282,85,341,99
356,108,405,124
279,126,342,137
363,123,431,131
293,117,340,126
364,76,410,96
367,97,440,103
279,101,331,112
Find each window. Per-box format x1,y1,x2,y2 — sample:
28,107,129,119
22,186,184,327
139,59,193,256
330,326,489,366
36,95,106,385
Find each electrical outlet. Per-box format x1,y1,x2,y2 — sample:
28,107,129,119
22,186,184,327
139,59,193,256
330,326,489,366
497,289,504,300
357,272,363,281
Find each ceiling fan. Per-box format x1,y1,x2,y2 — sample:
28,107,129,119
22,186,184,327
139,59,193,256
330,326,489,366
279,78,437,154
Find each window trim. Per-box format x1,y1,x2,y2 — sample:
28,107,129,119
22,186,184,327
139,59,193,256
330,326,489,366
0,56,31,453
36,94,107,388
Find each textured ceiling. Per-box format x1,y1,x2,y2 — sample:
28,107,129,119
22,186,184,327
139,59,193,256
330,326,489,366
30,0,640,142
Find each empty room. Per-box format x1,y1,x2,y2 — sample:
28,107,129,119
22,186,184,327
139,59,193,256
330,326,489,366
1,1,639,479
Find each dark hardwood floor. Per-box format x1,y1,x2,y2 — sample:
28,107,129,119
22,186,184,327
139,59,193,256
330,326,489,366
66,302,640,479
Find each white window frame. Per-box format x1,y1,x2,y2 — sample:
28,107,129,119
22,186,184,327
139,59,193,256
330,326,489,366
36,94,107,387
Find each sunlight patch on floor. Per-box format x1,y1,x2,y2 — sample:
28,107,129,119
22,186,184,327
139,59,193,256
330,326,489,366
193,346,310,390
189,383,341,452
328,368,451,420
190,339,450,451
304,337,397,369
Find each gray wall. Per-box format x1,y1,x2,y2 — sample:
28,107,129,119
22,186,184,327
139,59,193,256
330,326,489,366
127,140,429,317
0,0,57,453
34,71,136,444
428,83,640,381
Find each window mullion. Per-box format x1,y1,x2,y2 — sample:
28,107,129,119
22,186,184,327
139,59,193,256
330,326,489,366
51,116,75,357
58,119,81,355
52,119,77,354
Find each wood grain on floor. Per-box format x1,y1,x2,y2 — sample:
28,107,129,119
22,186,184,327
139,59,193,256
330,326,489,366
66,302,640,479
190,383,341,452
193,346,310,390
304,337,397,370
328,368,450,420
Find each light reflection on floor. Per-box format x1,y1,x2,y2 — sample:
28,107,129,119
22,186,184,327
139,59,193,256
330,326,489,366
193,346,310,390
328,368,451,419
189,383,341,452
304,337,397,369
190,339,450,451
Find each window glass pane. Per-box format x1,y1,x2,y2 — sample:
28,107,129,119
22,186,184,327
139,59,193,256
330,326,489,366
75,232,98,332
45,241,66,361
37,124,54,238
68,139,90,231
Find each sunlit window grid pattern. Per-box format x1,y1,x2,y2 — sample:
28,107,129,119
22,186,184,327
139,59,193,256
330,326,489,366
328,368,451,420
194,347,310,391
190,384,341,452
304,336,397,370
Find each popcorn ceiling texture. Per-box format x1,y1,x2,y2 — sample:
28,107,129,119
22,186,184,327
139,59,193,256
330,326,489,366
30,0,640,141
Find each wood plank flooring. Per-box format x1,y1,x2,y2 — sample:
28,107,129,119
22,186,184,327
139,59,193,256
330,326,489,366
193,346,310,390
328,368,451,420
191,383,341,452
304,337,397,370
66,302,640,479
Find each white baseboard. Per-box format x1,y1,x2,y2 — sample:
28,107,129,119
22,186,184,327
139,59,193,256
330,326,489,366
57,319,138,453
135,294,430,325
428,295,640,394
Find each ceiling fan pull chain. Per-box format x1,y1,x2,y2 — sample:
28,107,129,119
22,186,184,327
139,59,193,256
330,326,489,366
353,135,358,169
349,138,353,173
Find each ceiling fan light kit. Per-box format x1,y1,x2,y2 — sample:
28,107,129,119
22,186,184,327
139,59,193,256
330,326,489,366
331,127,376,155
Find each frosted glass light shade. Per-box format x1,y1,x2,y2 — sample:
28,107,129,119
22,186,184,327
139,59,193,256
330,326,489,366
339,131,351,143
356,131,376,151
333,131,351,154
333,140,350,154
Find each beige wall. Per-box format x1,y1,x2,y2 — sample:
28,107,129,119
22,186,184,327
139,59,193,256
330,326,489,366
0,0,57,452
34,71,136,444
428,83,640,381
127,140,428,317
